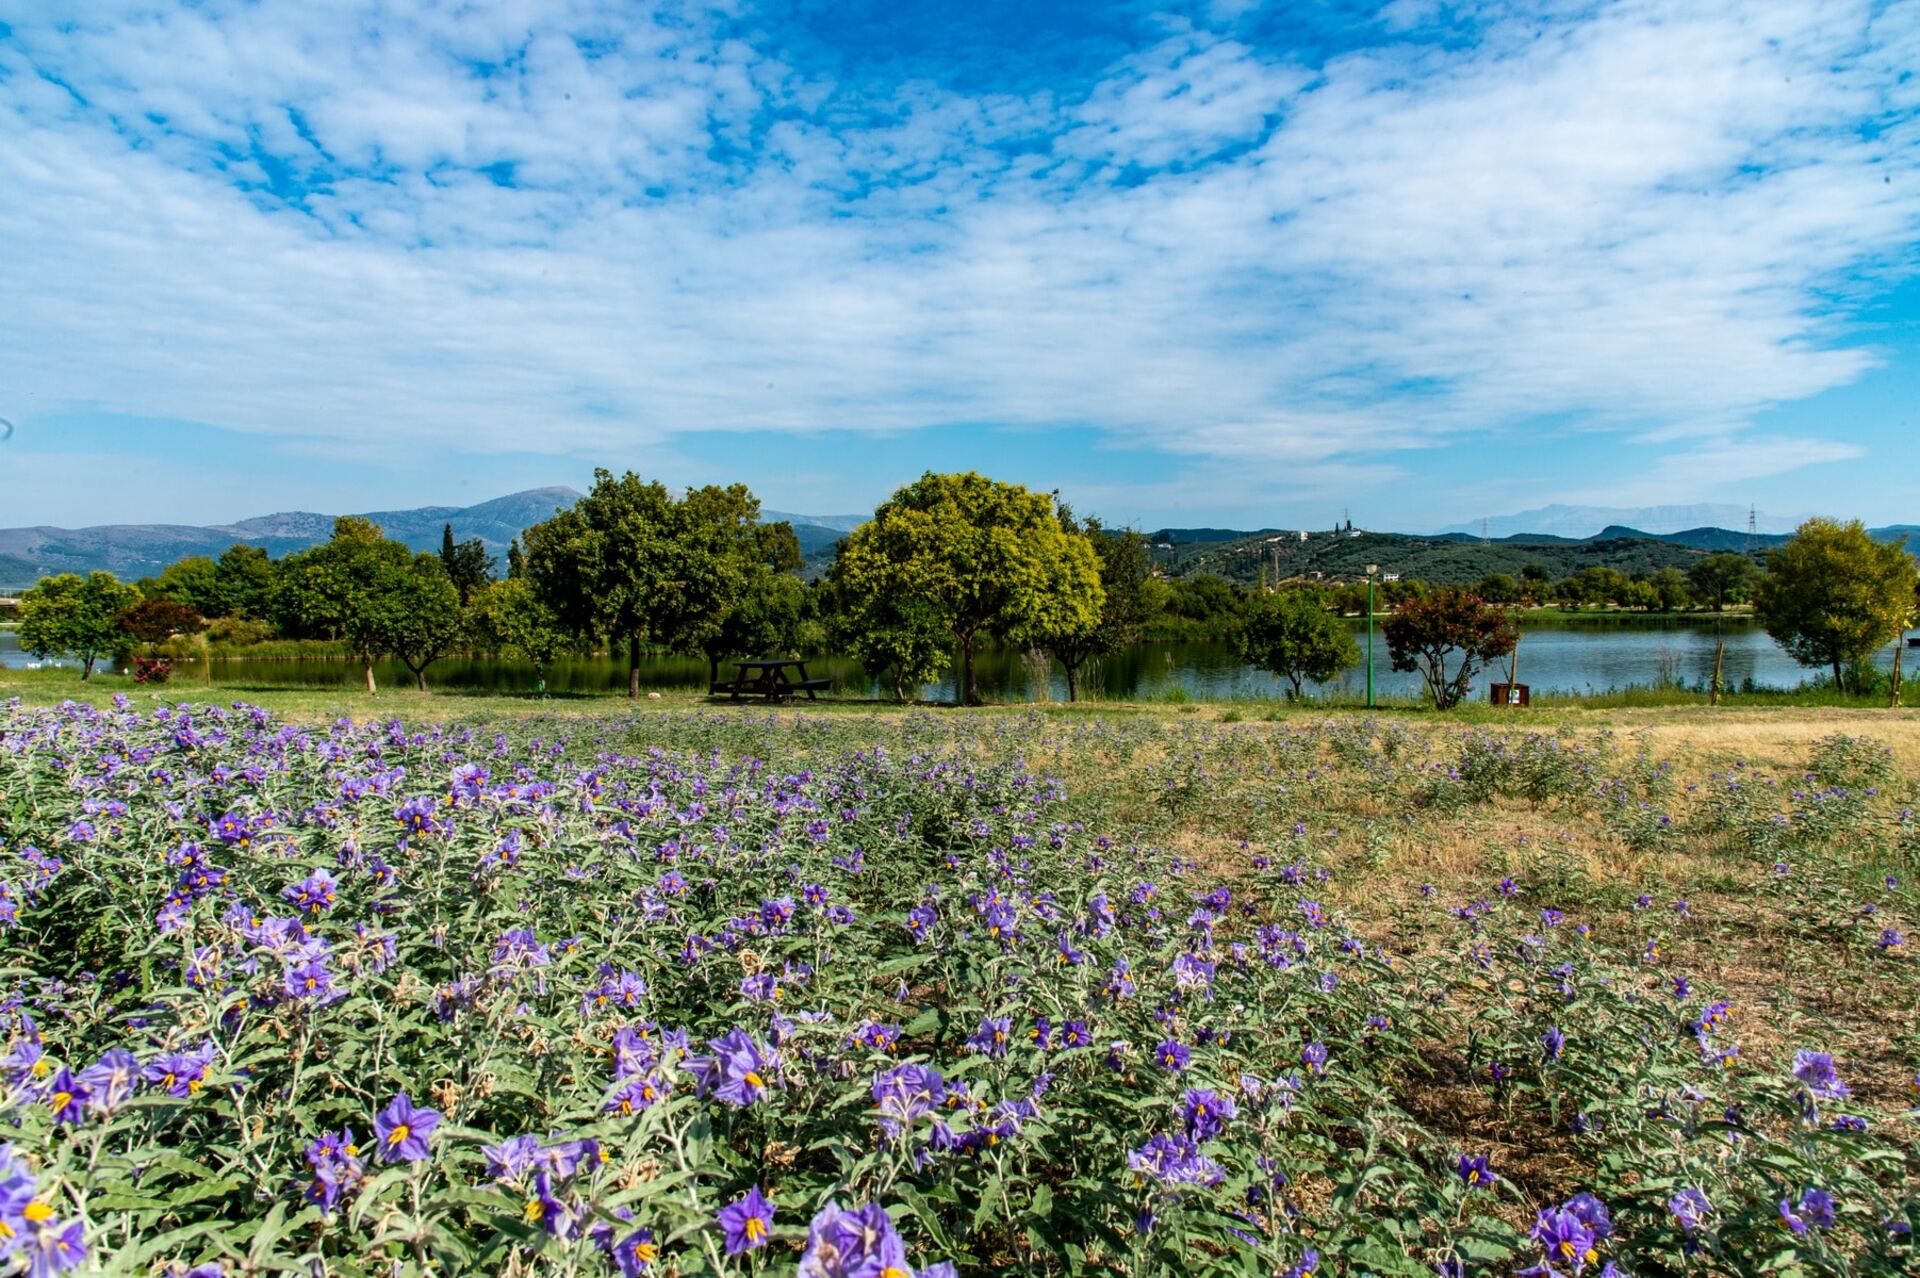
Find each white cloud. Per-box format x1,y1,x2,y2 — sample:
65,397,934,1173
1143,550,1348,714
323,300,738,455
0,0,1916,519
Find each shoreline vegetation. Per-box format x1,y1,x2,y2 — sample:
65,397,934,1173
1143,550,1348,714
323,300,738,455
4,662,1915,718
7,473,1914,710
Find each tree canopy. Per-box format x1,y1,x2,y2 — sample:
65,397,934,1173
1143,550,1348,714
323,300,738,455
1754,518,1917,691
1236,590,1361,700
832,473,1103,704
1040,516,1153,702
470,576,575,693
16,571,139,680
389,554,466,691
1383,588,1520,709
523,470,768,698
439,524,496,605
277,516,440,694
1687,553,1757,612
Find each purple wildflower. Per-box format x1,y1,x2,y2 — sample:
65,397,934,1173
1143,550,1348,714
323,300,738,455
372,1092,442,1163
717,1185,775,1255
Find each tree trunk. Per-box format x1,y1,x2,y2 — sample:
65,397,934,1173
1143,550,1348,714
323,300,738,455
628,634,642,699
81,654,95,681
1064,659,1079,703
892,670,906,704
1833,657,1845,693
960,635,977,706
416,667,429,692
708,654,720,688
363,654,377,695
1289,673,1304,701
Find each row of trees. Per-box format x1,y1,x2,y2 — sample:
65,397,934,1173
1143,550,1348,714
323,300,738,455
14,475,1917,704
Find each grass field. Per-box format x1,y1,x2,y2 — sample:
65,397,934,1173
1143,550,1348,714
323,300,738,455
0,670,1916,1275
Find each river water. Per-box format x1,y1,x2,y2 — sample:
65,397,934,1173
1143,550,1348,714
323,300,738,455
7,621,1917,702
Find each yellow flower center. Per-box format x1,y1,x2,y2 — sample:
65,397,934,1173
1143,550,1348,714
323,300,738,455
23,1202,54,1224
744,1072,765,1089
745,1218,767,1242
49,1091,71,1113
388,1124,411,1146
344,1144,358,1156
524,1199,545,1223
634,1242,659,1262
882,1269,910,1278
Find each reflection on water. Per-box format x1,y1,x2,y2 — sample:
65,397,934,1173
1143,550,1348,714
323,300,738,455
7,621,1913,701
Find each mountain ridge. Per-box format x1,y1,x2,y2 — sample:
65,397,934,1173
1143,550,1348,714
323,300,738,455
1433,503,1805,539
3,491,1914,591
0,487,865,587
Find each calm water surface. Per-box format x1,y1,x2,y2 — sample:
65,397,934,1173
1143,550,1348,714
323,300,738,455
8,621,1916,702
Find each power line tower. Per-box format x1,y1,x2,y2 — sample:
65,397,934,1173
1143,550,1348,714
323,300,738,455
1481,515,1490,545
1745,505,1757,555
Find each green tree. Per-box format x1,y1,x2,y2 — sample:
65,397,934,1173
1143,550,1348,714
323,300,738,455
701,524,807,687
1754,518,1918,691
1040,516,1153,702
832,472,1103,705
523,471,763,698
1384,588,1520,709
1648,567,1692,612
17,571,140,679
1619,578,1661,612
1475,572,1524,605
823,566,949,703
470,576,573,694
506,537,526,579
146,556,224,616
1687,552,1756,612
1236,590,1360,700
390,554,466,691
439,524,496,605
214,544,278,619
1560,566,1630,609
277,517,422,694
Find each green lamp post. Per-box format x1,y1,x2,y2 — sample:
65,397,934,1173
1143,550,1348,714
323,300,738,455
1365,564,1378,709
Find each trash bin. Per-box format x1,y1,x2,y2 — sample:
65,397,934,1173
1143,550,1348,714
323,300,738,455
1489,682,1530,706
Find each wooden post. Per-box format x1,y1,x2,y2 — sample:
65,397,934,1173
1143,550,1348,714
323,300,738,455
1710,639,1724,707
1892,642,1903,709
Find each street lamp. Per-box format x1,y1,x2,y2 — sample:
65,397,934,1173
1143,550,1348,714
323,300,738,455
1364,564,1379,708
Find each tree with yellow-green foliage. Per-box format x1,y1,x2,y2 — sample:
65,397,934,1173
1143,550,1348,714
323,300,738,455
1754,518,1918,693
832,472,1103,705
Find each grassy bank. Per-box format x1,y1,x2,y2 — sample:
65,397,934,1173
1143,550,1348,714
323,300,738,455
6,660,1913,723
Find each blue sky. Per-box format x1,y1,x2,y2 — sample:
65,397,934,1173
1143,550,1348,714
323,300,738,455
2,0,1918,532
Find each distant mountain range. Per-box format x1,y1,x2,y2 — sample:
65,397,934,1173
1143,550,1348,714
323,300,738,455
0,488,862,588
1145,520,1920,589
3,489,1914,592
1433,503,1804,539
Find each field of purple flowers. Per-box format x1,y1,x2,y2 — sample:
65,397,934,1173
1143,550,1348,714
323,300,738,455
0,696,1916,1276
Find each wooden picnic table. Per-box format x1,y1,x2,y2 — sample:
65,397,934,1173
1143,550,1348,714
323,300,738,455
712,658,830,702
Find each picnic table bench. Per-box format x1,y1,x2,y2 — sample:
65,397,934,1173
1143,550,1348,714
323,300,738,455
711,658,830,702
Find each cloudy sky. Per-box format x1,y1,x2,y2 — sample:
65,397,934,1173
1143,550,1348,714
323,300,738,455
2,0,1917,532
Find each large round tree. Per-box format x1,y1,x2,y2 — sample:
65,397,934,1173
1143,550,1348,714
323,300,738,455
1754,518,1917,692
833,472,1103,705
522,470,764,698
